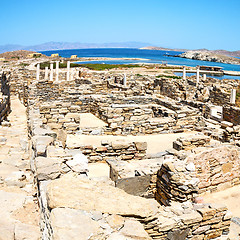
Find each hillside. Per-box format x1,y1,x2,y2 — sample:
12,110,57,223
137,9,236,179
142,46,240,58
179,50,240,65
0,50,45,60
0,42,151,53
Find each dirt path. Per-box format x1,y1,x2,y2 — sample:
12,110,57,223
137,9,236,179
0,96,40,239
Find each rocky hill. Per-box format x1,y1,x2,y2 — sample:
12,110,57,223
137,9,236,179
179,50,240,65
0,42,151,53
0,50,44,60
141,46,240,58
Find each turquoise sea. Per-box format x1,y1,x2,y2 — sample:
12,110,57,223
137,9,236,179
40,48,240,79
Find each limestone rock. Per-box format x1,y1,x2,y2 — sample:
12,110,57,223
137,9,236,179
35,157,61,181
135,142,147,151
5,171,26,188
33,136,53,157
14,222,41,240
47,174,159,218
50,208,101,240
0,220,14,240
119,219,151,239
66,153,88,173
112,140,131,150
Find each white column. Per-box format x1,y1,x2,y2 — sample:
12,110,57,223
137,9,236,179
203,74,206,81
196,66,200,85
45,67,48,80
123,73,127,86
50,63,53,81
230,89,236,104
67,61,70,81
183,66,186,80
36,63,40,81
56,61,59,81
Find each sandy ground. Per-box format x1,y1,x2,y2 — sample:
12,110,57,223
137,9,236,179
79,113,107,128
88,163,110,178
202,185,240,218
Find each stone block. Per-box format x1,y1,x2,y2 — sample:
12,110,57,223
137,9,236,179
111,141,131,150
135,142,147,151
197,207,216,221
47,174,159,218
116,175,152,197
66,153,88,173
35,157,61,181
180,211,202,225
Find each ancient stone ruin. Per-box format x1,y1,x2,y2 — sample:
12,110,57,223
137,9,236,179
0,55,240,239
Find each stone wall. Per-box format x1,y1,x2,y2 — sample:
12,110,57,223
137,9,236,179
142,201,231,240
154,77,186,100
0,72,11,123
67,139,147,162
209,87,230,106
173,135,210,151
186,146,240,194
35,91,202,135
223,105,240,125
155,159,199,206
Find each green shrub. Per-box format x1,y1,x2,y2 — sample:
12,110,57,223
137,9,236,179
156,75,181,79
78,64,141,71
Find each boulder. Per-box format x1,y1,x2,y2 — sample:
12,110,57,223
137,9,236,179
35,157,61,181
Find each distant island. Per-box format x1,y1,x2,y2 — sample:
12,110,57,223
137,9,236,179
179,50,240,65
142,46,240,58
142,46,240,65
140,46,188,52
0,41,151,54
1,43,240,66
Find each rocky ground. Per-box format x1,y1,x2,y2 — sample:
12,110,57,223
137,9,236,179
0,96,40,239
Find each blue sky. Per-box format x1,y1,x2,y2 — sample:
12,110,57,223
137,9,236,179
1,0,239,50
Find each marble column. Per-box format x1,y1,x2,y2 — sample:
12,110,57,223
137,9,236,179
230,89,236,104
196,66,200,85
67,61,70,81
203,74,206,81
36,63,40,81
45,67,48,80
50,63,53,81
56,61,59,81
183,66,186,80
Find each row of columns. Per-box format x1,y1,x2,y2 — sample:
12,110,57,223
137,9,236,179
36,61,71,81
182,66,236,104
36,62,237,104
182,66,206,84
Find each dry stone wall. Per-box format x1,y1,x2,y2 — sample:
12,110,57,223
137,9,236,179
186,146,240,193
0,72,11,123
68,140,147,162
155,158,199,206
209,86,231,106
173,135,210,151
223,105,240,125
